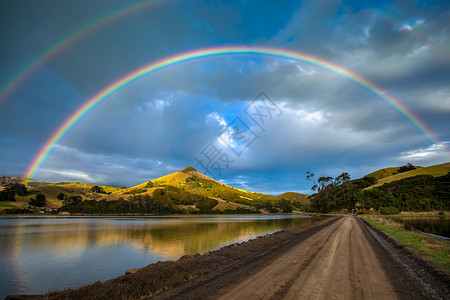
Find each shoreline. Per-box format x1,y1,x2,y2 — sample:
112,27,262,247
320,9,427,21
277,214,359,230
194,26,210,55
6,217,335,300
6,215,450,299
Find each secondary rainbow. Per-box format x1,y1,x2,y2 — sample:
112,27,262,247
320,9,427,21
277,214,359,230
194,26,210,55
0,0,166,106
24,46,450,181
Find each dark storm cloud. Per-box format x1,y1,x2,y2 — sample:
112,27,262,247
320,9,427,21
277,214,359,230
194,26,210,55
0,0,448,193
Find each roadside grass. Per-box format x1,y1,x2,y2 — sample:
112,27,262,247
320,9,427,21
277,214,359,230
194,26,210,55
361,215,450,272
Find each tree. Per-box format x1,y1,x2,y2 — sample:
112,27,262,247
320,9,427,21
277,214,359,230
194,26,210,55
306,172,318,191
318,176,334,190
0,189,15,201
4,183,27,196
30,194,46,207
261,201,278,213
278,199,293,213
335,172,350,185
395,163,416,174
57,192,67,200
64,195,82,205
91,185,105,193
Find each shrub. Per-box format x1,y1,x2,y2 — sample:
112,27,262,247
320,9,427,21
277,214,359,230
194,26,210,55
30,194,46,207
91,185,105,193
57,192,67,200
379,206,399,215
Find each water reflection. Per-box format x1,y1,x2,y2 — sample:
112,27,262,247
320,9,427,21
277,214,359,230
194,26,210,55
389,216,450,238
0,215,318,298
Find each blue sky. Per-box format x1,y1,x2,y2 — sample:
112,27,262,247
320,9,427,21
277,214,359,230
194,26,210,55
0,0,449,194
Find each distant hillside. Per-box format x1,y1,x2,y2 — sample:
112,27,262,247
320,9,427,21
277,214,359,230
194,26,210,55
121,167,276,205
0,175,27,186
1,167,306,214
366,162,450,189
363,167,401,181
275,192,309,205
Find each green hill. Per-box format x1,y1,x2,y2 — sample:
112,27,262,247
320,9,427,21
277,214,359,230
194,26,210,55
1,167,306,214
366,162,450,189
122,167,274,207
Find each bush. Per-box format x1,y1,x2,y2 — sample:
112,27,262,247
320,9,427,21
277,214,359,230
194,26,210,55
181,166,197,173
4,183,27,196
0,189,15,201
379,206,399,215
277,199,293,213
91,185,105,193
30,194,46,207
395,163,416,174
65,195,82,205
57,192,67,200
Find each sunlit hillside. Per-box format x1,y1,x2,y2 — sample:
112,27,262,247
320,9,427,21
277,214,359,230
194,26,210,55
365,162,450,189
0,167,308,212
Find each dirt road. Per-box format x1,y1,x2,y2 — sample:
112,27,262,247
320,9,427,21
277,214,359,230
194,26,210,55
156,216,449,300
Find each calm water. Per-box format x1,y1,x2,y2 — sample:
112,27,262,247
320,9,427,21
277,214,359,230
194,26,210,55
0,214,319,298
389,216,450,238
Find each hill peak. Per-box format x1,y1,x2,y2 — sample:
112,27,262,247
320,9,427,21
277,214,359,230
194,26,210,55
180,166,198,173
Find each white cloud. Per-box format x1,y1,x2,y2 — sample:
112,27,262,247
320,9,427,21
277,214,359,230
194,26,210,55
207,112,227,126
39,169,94,182
397,142,450,163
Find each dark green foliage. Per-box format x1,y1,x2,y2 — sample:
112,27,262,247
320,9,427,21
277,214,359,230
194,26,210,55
64,195,82,205
144,181,154,188
0,189,15,201
219,207,260,214
353,177,377,189
3,208,33,214
60,194,183,215
395,163,416,174
277,199,293,213
57,192,67,200
181,166,197,173
194,198,218,213
4,183,27,196
0,183,28,201
260,201,278,213
307,171,450,213
91,185,105,193
30,194,46,207
435,172,450,202
379,206,400,215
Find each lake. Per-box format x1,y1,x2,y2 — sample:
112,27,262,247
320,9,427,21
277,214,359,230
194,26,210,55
389,216,450,238
0,214,319,298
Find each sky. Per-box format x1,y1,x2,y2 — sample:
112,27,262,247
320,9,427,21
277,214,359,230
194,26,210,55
0,0,449,195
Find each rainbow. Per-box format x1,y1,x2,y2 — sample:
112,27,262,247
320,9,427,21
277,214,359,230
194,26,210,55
24,46,450,181
0,0,166,107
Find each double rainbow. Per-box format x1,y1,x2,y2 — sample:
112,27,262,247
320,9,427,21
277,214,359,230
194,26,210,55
24,46,449,181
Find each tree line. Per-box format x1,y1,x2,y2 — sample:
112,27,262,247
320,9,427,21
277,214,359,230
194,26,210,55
306,168,450,214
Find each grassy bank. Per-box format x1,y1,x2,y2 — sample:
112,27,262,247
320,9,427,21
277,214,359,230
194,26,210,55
361,215,450,272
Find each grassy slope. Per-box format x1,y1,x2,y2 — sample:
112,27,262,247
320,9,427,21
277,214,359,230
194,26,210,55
0,167,310,211
366,162,450,189
361,215,450,272
0,201,16,210
364,167,401,180
12,182,125,208
275,192,310,205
